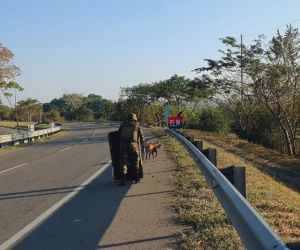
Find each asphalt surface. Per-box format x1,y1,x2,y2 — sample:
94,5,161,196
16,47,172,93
0,128,115,249
0,127,183,250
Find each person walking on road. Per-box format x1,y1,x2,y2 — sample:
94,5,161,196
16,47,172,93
118,112,145,186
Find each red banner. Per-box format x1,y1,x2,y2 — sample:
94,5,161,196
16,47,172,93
168,116,184,128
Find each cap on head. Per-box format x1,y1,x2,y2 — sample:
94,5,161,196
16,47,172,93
129,112,138,121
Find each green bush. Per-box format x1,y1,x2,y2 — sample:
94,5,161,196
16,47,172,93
43,109,63,123
188,108,229,133
0,104,12,120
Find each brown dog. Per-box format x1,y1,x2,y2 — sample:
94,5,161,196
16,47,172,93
145,141,161,159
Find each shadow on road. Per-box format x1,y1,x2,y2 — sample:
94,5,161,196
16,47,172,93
15,166,131,250
0,186,84,201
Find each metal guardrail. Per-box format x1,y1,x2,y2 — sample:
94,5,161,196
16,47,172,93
0,127,61,146
166,128,289,250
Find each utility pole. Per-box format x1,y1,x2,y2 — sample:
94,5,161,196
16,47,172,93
240,34,244,100
15,88,20,133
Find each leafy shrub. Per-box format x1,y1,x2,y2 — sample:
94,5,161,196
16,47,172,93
188,108,229,133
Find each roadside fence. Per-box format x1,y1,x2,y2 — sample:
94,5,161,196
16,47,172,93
0,127,61,148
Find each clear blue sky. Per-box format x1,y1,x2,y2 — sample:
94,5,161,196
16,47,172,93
1,0,300,103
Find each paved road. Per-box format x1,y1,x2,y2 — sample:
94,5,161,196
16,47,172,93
0,127,182,250
0,127,116,249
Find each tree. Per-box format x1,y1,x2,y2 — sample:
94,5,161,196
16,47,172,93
43,108,62,123
194,26,300,156
44,94,118,122
0,104,12,120
120,75,212,125
121,83,155,122
0,43,23,101
103,99,116,121
76,106,94,122
18,98,42,122
152,75,212,127
196,107,229,133
62,94,84,120
84,94,107,120
153,75,190,114
249,27,300,155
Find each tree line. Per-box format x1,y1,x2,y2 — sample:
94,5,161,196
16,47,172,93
118,26,300,156
194,26,300,156
0,94,121,123
1,26,300,156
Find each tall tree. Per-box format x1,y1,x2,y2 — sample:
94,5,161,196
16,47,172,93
153,75,212,126
249,27,300,155
18,98,42,122
194,26,300,156
0,104,12,120
84,94,105,120
61,94,84,120
121,83,155,122
76,106,94,122
0,43,23,101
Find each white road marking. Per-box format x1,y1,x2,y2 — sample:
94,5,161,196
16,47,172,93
0,163,29,175
59,146,72,152
81,138,88,144
0,161,111,250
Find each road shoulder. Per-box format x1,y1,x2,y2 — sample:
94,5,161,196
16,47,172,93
98,134,184,250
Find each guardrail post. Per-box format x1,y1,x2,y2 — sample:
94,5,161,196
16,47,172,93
286,242,300,250
220,166,246,198
234,167,246,198
193,140,204,151
202,148,217,166
186,135,195,144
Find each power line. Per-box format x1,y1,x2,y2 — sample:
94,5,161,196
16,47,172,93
181,18,300,76
242,18,300,40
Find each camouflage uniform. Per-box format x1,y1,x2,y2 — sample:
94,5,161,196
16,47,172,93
119,114,144,184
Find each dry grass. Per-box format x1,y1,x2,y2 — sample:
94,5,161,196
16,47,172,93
161,134,244,249
0,121,35,128
179,129,300,243
184,130,300,192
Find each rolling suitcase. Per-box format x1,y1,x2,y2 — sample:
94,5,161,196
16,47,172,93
108,131,122,182
108,130,144,182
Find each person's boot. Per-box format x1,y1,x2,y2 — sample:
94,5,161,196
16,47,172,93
119,174,125,186
134,174,140,184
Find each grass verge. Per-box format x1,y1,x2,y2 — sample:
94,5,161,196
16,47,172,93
0,121,35,129
199,138,300,243
184,130,300,192
161,133,244,249
168,129,300,245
